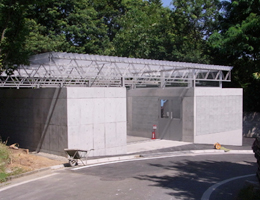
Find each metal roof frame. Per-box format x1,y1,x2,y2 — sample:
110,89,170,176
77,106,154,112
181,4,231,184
0,52,232,88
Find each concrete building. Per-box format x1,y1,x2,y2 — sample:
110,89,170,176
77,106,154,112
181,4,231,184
0,52,242,156
127,87,242,146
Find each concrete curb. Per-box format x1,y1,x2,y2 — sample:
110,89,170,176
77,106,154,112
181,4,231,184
5,149,253,181
5,166,54,181
139,149,253,157
50,149,254,168
66,149,254,168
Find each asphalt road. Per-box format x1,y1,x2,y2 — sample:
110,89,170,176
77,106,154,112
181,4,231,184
0,153,257,200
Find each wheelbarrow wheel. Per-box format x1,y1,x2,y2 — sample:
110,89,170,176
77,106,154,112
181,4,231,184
69,159,77,167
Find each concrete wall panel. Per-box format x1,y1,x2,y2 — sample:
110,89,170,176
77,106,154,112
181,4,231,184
0,88,68,156
105,123,117,148
93,99,105,124
127,88,193,140
67,87,127,157
194,88,243,146
116,122,127,145
105,88,126,98
67,87,105,98
104,98,117,123
182,96,194,142
129,96,158,137
0,87,126,157
194,129,242,145
81,99,94,125
93,123,105,149
115,98,127,122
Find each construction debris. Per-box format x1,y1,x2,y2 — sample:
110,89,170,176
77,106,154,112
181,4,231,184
214,142,221,149
214,142,230,152
9,143,19,150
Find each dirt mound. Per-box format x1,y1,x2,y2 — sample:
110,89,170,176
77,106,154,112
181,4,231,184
7,148,65,174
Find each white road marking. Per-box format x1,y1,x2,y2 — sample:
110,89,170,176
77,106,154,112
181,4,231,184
0,173,57,192
201,174,255,200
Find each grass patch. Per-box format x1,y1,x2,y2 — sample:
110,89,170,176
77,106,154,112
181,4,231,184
0,142,10,182
8,167,27,177
237,185,260,200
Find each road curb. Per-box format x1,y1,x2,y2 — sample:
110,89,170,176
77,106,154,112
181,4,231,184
50,149,254,168
5,149,253,182
139,149,253,157
5,166,54,182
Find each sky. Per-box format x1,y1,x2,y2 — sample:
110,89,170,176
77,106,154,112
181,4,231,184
161,0,172,7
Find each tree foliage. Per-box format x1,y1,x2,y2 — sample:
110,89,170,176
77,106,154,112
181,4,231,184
111,0,170,59
0,0,36,74
0,0,259,111
25,0,111,55
208,0,260,111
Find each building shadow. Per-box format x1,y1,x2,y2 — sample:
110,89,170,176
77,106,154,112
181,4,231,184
134,158,257,199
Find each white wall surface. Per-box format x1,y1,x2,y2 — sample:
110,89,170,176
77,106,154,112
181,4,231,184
67,87,127,156
194,88,243,146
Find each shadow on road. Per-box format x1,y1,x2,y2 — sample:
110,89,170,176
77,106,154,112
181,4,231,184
135,159,257,200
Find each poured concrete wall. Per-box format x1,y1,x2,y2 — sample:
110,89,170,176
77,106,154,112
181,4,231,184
0,88,68,156
182,89,194,142
194,88,243,145
127,88,193,140
67,87,127,156
0,87,127,157
127,87,243,146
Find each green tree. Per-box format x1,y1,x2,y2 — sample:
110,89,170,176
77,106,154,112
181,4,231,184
0,0,36,74
111,0,170,59
208,0,260,111
25,0,111,55
166,0,221,63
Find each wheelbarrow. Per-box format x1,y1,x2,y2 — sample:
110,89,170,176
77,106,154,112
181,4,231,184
64,148,94,167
